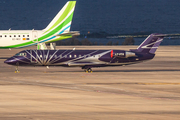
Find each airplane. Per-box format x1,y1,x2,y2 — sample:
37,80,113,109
4,33,166,73
0,1,79,50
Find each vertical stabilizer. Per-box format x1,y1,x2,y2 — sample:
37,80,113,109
44,1,76,34
131,33,166,54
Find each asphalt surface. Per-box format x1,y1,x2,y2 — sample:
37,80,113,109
0,46,180,120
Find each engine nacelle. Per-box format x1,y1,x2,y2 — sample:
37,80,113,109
125,51,137,58
113,51,136,58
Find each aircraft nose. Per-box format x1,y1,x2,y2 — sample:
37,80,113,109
4,59,12,64
4,57,17,65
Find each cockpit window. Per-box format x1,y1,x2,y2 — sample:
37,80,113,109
15,52,27,56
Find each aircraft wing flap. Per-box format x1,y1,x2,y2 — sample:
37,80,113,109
67,62,103,66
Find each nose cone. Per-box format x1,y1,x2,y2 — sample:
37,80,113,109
4,57,17,65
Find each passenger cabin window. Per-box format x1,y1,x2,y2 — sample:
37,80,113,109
69,55,72,58
27,35,29,37
74,55,77,58
79,55,81,57
14,35,16,37
0,35,2,37
23,35,25,37
9,35,11,37
18,35,20,37
5,35,7,37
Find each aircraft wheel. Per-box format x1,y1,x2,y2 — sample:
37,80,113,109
83,68,93,73
84,69,88,73
87,68,92,73
15,70,20,73
15,64,20,73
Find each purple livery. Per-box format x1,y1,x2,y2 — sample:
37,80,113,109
4,33,166,73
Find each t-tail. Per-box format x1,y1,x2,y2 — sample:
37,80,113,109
131,33,166,54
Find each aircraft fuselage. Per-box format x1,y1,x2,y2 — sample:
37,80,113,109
4,49,155,69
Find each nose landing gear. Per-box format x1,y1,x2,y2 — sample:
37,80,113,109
15,62,20,73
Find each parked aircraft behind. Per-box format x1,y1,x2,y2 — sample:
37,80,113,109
0,1,78,49
4,33,166,73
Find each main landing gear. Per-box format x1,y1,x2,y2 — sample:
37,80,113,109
84,68,93,73
82,66,93,73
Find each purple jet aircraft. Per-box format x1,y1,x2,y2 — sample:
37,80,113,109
4,33,165,73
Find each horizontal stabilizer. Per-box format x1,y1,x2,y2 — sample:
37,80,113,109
55,31,80,36
152,34,168,37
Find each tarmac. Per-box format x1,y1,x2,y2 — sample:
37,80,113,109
0,46,180,120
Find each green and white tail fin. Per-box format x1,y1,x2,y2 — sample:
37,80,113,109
44,1,76,34
0,1,77,49
36,1,77,50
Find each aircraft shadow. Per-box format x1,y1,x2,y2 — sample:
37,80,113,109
47,69,180,73
95,69,180,72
